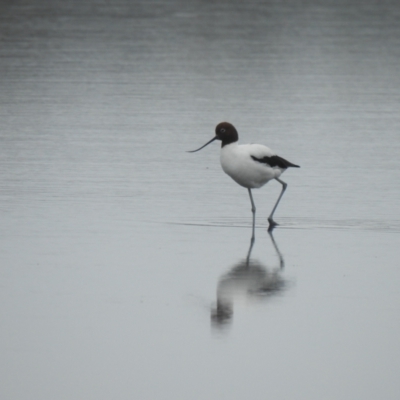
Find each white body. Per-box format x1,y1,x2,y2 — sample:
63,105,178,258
220,142,284,189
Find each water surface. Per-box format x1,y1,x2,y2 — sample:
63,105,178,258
1,1,400,399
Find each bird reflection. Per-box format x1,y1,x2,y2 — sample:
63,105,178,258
211,233,286,327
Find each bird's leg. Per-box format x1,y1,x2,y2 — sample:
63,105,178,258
248,188,256,242
268,178,287,230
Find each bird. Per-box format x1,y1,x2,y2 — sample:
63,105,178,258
188,122,299,237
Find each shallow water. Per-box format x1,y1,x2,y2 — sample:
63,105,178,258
1,1,400,399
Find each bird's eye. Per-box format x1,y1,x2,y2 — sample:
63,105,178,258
220,128,226,133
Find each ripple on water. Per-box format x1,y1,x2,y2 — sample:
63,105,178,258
164,217,400,233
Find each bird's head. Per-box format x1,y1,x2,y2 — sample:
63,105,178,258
188,122,239,153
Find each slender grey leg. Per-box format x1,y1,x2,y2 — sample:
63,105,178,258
268,178,287,230
248,188,256,242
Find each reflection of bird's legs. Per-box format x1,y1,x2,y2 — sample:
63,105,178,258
245,233,255,266
268,230,285,269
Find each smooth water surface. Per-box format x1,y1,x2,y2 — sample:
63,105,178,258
1,1,400,399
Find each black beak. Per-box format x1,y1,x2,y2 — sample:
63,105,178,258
187,136,218,153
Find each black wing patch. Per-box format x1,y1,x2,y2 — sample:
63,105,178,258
251,155,300,169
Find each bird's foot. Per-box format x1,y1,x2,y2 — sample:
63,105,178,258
268,218,278,231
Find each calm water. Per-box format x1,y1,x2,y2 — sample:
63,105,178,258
1,0,400,399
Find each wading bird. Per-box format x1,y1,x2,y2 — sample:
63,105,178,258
188,122,299,236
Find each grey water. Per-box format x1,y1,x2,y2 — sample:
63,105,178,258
1,0,400,399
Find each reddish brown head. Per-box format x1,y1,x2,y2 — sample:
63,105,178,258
188,122,239,153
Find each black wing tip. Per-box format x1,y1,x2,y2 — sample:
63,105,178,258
252,155,300,169
275,156,300,168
